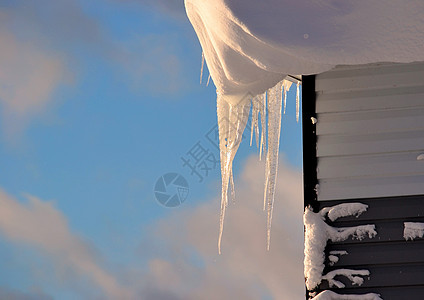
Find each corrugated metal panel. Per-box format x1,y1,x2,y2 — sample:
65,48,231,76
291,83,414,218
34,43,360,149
316,86,424,113
316,63,424,92
303,70,424,299
316,196,424,299
315,62,424,201
318,175,424,203
318,151,424,179
317,107,424,136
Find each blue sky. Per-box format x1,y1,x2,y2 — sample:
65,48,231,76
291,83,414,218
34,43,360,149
0,1,304,299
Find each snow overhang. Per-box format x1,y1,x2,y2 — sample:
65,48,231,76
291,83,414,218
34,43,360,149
185,0,424,100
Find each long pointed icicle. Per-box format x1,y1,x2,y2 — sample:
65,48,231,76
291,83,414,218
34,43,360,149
296,80,300,122
229,168,235,205
200,52,205,84
206,74,211,86
216,78,299,253
217,93,251,254
261,91,268,211
259,92,267,161
250,94,263,148
263,83,283,250
250,97,258,147
283,82,287,114
282,79,292,115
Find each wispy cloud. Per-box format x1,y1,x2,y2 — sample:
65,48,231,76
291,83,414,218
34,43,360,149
0,286,53,300
139,156,305,299
0,29,67,141
118,34,191,97
0,189,131,299
0,0,193,141
118,0,186,20
0,0,98,142
1,0,103,50
0,157,304,299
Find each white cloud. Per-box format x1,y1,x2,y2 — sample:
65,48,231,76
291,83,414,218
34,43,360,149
0,286,52,300
0,0,194,142
0,156,305,299
118,0,186,20
118,35,191,97
0,189,131,299
0,0,103,141
0,30,67,140
142,156,305,299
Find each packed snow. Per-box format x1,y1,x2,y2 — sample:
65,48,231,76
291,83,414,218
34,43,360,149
319,203,369,222
404,222,424,241
312,291,383,300
328,250,348,266
322,269,369,289
185,0,424,252
185,0,424,101
304,204,376,290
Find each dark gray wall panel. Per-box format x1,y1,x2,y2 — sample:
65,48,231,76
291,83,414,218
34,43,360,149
326,241,424,266
322,286,424,300
320,264,424,289
304,63,424,299
314,196,424,299
319,196,424,222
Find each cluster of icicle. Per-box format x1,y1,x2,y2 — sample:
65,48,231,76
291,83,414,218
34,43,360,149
216,78,296,254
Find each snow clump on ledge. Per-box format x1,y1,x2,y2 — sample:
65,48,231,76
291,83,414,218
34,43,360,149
312,290,383,300
404,222,424,241
304,203,377,291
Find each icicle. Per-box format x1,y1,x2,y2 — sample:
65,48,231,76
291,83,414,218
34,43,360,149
200,52,205,84
217,93,251,254
263,83,283,250
250,121,254,147
206,74,211,86
250,94,262,147
282,80,292,115
216,78,296,253
296,80,300,122
250,101,257,147
259,92,267,161
229,169,235,205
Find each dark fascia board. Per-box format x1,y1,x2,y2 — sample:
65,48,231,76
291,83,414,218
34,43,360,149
302,75,319,212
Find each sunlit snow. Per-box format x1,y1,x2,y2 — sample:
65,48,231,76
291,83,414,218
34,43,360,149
404,222,424,241
185,0,424,253
303,203,377,291
312,290,383,300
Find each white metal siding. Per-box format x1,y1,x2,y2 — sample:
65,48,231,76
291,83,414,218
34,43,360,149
316,62,424,201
